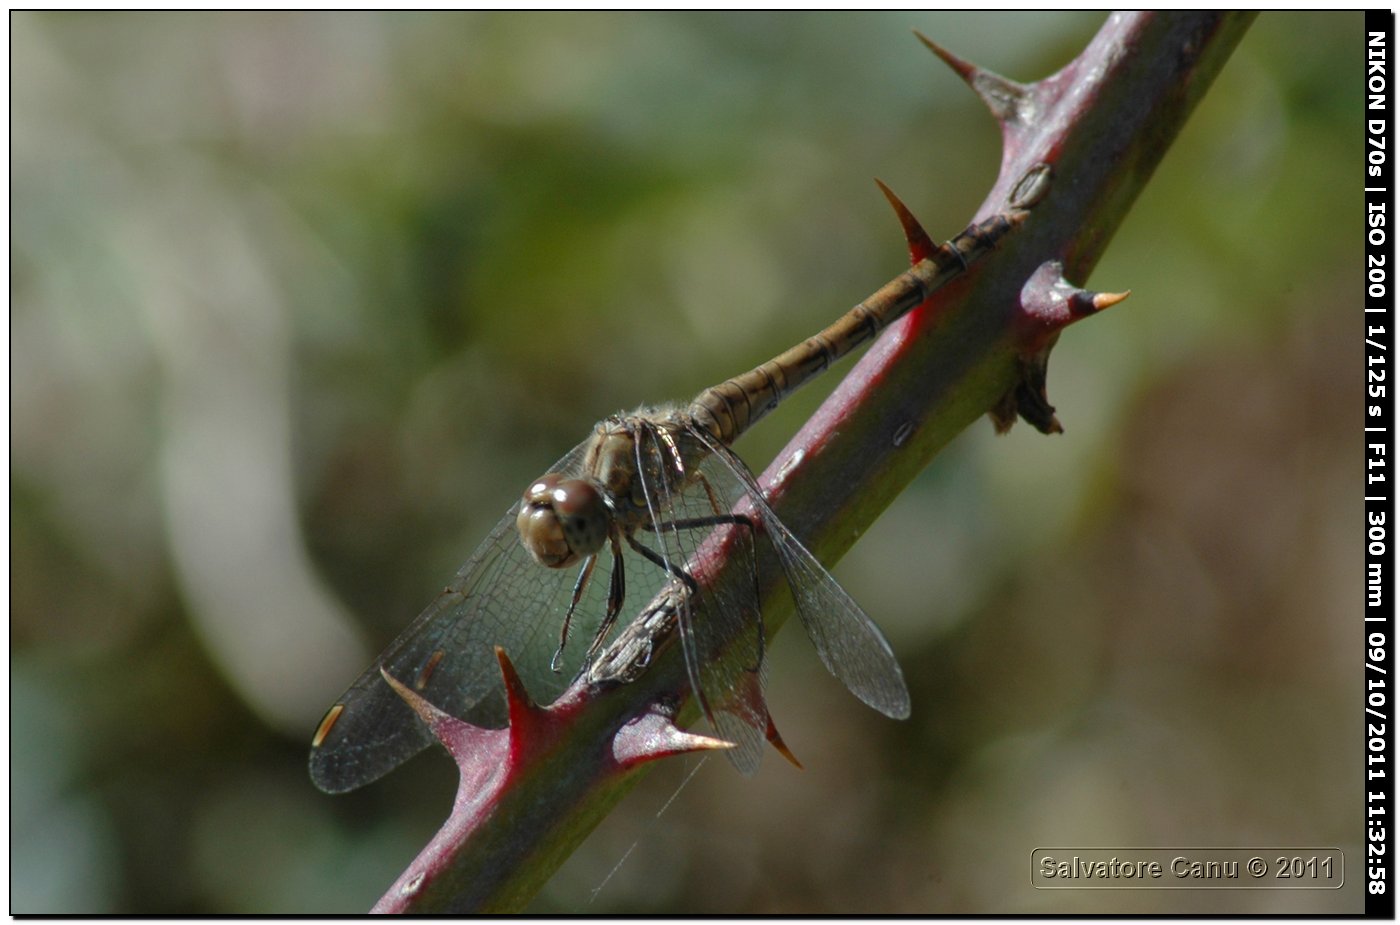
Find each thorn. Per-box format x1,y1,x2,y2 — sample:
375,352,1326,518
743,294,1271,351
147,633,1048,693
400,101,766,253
1065,287,1130,320
1020,262,1131,332
381,666,497,767
612,706,736,769
992,263,1127,437
913,29,1029,126
660,725,736,757
913,30,976,82
382,666,509,799
381,666,456,730
765,713,803,770
1093,289,1132,311
494,646,544,734
874,178,937,265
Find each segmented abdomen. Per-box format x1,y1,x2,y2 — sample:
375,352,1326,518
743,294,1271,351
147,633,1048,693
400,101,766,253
688,209,1024,446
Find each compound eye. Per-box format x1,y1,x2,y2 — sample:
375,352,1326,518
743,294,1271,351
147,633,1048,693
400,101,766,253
517,474,609,567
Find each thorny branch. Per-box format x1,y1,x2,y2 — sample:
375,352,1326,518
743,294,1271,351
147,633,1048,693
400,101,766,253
367,12,1256,913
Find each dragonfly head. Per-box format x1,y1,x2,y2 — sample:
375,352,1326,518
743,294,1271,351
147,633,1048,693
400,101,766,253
517,473,610,568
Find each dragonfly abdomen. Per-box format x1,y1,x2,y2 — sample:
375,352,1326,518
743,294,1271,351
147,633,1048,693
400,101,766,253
689,207,1026,446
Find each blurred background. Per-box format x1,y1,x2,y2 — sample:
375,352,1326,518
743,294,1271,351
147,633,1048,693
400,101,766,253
11,11,1363,913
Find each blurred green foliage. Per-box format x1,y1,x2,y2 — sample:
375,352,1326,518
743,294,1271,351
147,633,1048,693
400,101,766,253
12,12,1362,913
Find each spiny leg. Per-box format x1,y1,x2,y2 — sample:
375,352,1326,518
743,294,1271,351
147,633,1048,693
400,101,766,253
552,553,599,672
629,495,759,587
584,532,628,662
633,510,764,670
630,422,716,721
639,467,767,674
626,532,698,592
641,513,753,532
625,421,709,596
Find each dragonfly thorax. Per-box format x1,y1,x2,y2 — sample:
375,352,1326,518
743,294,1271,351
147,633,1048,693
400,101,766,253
517,473,611,568
587,420,653,504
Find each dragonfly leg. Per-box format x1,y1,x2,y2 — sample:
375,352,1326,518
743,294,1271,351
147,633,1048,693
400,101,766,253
642,513,754,531
626,532,698,592
695,469,729,519
584,532,628,662
553,553,599,672
643,465,760,533
638,506,765,672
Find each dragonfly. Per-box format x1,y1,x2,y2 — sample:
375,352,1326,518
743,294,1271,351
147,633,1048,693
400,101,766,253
309,180,1041,794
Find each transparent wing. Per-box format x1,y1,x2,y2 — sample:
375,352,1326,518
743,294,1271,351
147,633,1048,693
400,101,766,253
687,425,911,721
309,438,614,794
630,420,769,774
